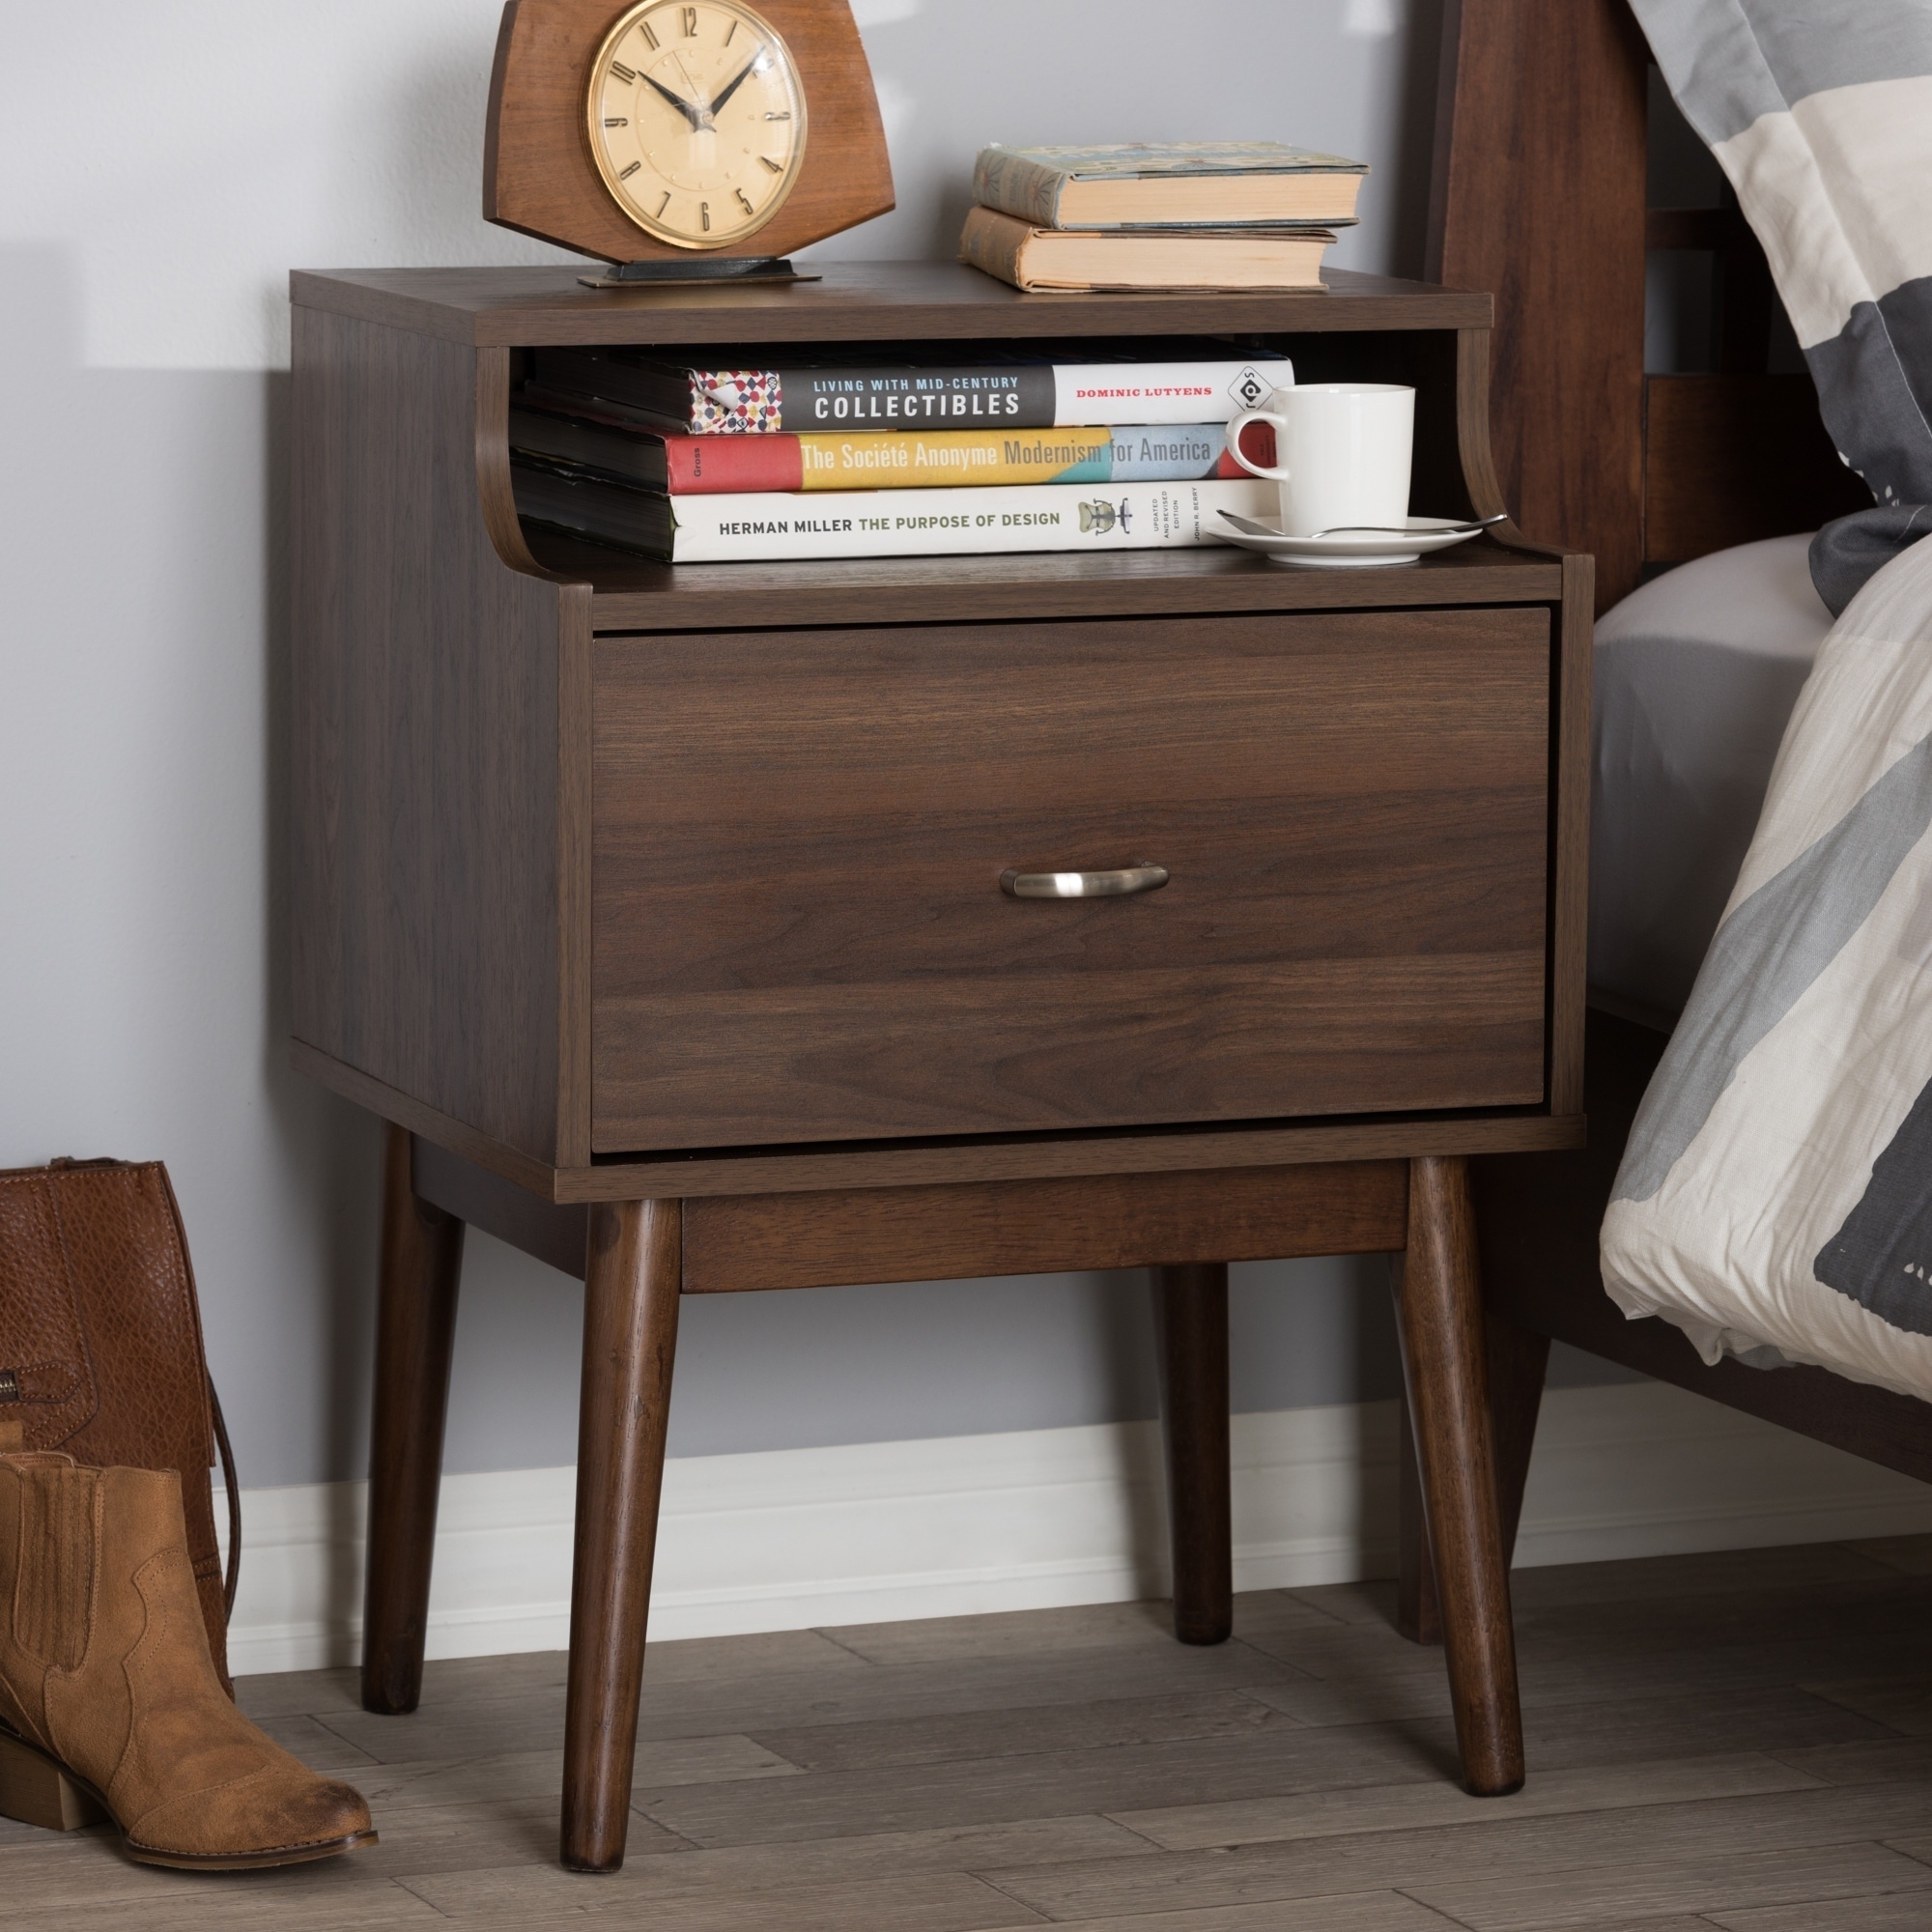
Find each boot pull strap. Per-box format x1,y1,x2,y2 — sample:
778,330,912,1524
209,1377,242,1618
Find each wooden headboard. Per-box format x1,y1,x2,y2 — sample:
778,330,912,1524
1428,0,1870,612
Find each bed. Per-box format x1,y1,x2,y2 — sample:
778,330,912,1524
1396,0,1923,1643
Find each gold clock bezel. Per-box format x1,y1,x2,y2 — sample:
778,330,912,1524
584,0,809,251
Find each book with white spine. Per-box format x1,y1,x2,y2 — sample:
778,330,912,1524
512,459,1277,562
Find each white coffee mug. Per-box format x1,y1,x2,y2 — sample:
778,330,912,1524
1225,384,1414,538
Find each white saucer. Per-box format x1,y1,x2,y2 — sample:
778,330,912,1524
1214,513,1489,568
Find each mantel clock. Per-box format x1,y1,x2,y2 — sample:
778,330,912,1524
485,0,893,276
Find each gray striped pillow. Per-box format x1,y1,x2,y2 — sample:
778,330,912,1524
1632,0,1932,609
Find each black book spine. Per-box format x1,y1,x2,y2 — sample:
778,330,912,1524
774,365,1058,431
510,454,674,557
526,348,689,426
507,405,668,492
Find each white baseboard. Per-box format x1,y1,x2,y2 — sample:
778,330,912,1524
217,1379,1932,1678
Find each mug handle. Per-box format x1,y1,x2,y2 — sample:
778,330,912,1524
1225,410,1291,483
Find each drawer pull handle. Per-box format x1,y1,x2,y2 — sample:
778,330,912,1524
1000,865,1170,900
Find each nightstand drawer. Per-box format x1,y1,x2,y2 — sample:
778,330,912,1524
590,608,1550,1151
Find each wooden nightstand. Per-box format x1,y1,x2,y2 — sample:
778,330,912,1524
289,263,1589,1871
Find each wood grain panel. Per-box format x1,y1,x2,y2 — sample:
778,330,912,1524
590,611,1552,1151
681,1162,1408,1292
1429,0,1649,610
291,1036,1586,1204
413,1134,590,1278
599,957,1546,1151
550,537,1561,633
288,264,1493,349
1644,374,1872,564
485,0,893,266
290,308,576,1164
1547,553,1593,1116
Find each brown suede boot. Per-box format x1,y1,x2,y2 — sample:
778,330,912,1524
0,1452,376,1869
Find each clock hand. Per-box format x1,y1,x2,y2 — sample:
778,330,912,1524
639,71,706,131
671,49,716,128
708,48,766,116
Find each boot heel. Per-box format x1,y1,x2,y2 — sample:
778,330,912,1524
0,1727,106,1832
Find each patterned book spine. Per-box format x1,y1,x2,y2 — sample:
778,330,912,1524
971,147,1067,225
687,361,1058,433
958,204,1036,291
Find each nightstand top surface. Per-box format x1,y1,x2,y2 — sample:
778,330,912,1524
289,261,1493,347
523,530,1565,631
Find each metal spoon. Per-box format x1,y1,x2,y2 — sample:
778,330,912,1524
1311,512,1509,538
1218,509,1507,539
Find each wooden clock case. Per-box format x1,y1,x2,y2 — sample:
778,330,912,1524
484,0,895,263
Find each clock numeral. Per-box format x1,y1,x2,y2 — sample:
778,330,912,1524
724,17,737,43
618,160,642,179
657,191,672,217
735,187,755,214
700,201,711,231
611,58,636,80
682,6,697,33
639,21,659,48
604,116,628,127
759,155,784,173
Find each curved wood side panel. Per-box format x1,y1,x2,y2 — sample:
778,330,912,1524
1455,327,1508,525
291,307,577,1164
475,343,552,579
1429,0,1648,611
485,0,894,264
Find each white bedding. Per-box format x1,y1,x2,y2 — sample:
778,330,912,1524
1591,535,1834,1021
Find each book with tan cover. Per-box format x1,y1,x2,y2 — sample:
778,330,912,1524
959,206,1334,293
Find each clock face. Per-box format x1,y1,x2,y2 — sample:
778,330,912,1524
586,0,808,249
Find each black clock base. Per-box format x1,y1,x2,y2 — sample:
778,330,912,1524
578,256,824,290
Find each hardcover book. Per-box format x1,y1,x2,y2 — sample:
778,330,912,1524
511,454,1275,562
973,141,1367,230
526,344,1288,435
959,207,1335,294
510,400,1273,494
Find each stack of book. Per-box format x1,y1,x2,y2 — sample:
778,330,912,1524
958,142,1368,293
510,341,1292,563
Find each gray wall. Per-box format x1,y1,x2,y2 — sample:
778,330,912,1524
0,0,1629,1491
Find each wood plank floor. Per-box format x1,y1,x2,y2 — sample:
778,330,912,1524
8,1538,1932,1928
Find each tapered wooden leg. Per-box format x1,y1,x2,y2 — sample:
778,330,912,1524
1486,1305,1552,1565
560,1198,681,1874
1152,1264,1233,1645
1392,1155,1524,1795
1396,1391,1441,1646
362,1124,465,1717
1397,1304,1550,1647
